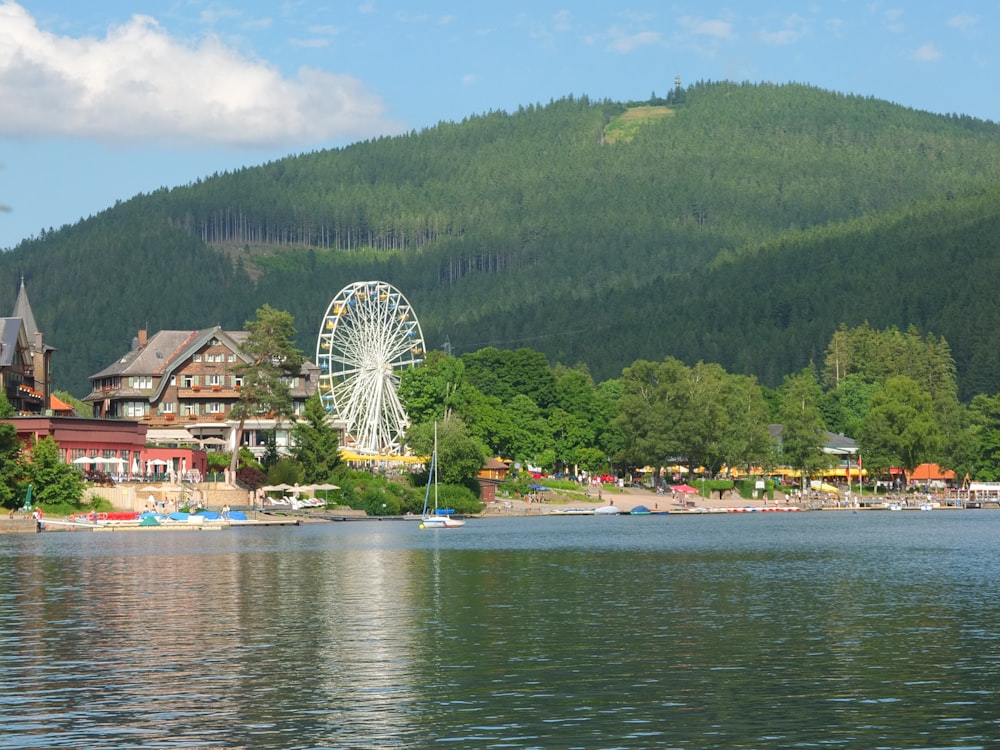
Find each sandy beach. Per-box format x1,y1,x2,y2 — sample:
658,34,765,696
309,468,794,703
487,484,789,515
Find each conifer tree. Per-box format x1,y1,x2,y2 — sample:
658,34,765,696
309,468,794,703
292,395,343,482
229,305,305,474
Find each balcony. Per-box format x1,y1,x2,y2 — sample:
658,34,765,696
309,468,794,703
178,387,240,399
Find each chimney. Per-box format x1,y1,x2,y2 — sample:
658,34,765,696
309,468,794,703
138,329,148,348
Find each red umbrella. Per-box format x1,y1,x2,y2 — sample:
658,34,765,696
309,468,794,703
671,483,699,494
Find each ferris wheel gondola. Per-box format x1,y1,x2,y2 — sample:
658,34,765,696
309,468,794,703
315,281,425,455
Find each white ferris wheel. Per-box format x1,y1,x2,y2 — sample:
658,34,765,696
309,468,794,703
315,281,426,455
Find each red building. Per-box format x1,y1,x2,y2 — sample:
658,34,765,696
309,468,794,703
5,415,206,479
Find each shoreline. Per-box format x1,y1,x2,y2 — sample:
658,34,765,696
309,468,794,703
3,485,977,535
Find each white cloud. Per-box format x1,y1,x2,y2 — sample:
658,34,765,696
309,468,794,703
553,10,571,33
883,8,904,33
756,29,799,45
309,24,344,36
608,27,662,53
947,13,977,33
677,16,734,39
912,42,942,62
289,37,330,48
756,13,808,46
0,2,402,147
824,18,845,37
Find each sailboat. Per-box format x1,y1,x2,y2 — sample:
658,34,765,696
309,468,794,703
419,423,466,529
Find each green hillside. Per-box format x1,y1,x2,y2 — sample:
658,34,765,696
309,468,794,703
3,81,1000,398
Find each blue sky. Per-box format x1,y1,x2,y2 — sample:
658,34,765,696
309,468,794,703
1,1,997,249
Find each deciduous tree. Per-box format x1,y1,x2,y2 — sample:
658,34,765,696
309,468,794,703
21,436,85,507
860,375,943,481
776,368,829,488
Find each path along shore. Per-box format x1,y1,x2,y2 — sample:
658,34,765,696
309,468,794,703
488,485,787,515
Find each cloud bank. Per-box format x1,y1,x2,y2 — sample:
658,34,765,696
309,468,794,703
0,2,402,147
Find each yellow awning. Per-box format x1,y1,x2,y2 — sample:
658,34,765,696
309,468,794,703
339,450,427,463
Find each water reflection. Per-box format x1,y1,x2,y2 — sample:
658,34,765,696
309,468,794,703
2,513,1000,748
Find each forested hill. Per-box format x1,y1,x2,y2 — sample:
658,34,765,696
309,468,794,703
4,81,1000,398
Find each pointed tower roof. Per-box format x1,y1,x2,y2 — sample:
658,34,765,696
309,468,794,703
12,276,39,340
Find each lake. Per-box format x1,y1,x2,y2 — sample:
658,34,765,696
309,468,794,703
2,511,999,749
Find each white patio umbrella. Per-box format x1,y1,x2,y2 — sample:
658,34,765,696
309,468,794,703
72,456,96,465
307,482,340,502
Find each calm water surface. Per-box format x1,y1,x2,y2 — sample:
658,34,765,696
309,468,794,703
2,511,1000,749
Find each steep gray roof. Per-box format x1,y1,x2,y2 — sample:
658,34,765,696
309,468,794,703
90,330,200,379
0,318,25,367
10,278,38,341
89,328,254,379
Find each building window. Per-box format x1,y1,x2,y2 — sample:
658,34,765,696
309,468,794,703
208,374,221,386
170,375,176,386
182,375,193,388
193,353,202,362
124,401,149,417
234,376,243,388
208,401,224,414
129,376,152,389
227,354,236,363
162,402,175,414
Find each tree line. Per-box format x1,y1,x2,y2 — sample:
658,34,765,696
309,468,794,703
398,321,1000,487
6,308,999,517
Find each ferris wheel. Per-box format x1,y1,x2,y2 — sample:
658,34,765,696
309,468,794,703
315,281,425,455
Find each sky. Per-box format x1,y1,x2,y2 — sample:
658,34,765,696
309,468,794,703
1,1,998,249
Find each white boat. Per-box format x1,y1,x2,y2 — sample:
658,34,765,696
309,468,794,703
420,423,465,529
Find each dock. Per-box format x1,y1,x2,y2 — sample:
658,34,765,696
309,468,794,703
16,516,303,533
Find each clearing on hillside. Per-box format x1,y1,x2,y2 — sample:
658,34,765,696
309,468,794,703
603,106,675,144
